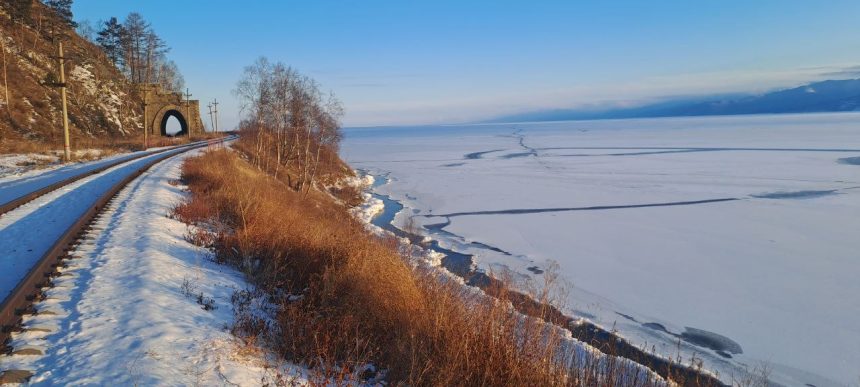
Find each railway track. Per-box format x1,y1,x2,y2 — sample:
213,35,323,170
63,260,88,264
0,140,219,216
0,136,233,355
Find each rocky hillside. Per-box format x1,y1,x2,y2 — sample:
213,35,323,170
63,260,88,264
0,1,142,145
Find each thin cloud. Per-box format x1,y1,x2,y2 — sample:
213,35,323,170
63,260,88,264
819,65,860,79
342,63,860,127
341,82,389,88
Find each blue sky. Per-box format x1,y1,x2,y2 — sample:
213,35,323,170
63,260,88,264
73,1,860,128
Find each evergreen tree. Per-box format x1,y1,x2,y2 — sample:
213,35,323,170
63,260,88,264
93,12,184,88
96,17,125,67
44,0,76,28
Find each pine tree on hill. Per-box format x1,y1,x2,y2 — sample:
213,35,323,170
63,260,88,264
96,17,125,67
44,0,77,28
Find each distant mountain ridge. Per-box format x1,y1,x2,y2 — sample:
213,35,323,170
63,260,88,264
488,78,860,123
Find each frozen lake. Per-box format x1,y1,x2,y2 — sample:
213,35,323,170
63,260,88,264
342,113,860,386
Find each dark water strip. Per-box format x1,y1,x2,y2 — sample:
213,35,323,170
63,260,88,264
752,190,838,199
464,149,504,160
558,149,720,157
838,156,860,165
433,197,739,218
369,191,475,278
538,146,860,152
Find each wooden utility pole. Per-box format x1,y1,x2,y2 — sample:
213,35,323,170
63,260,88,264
1,36,9,116
57,41,71,162
207,102,213,132
184,88,192,138
211,98,219,132
142,85,149,149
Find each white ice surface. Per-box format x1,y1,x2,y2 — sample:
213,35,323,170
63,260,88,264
0,147,307,385
343,113,860,386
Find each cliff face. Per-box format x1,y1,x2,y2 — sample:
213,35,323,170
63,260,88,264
0,2,142,144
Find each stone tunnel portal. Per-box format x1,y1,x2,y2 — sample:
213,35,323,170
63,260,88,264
140,84,204,137
159,110,188,137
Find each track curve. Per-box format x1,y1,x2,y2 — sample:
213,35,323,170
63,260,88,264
0,136,233,351
0,140,224,216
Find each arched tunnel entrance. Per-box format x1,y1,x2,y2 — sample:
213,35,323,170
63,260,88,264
159,110,189,137
142,85,203,137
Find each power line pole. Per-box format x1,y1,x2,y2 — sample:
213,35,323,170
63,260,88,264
207,102,214,132
57,40,71,162
142,85,149,149
212,98,219,132
184,88,192,139
1,36,10,118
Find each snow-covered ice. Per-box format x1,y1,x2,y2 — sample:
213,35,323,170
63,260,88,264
342,113,860,386
0,147,307,385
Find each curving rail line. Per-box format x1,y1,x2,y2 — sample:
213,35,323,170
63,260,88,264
0,136,234,352
0,140,221,216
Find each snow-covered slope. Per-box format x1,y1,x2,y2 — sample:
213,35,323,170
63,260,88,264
0,148,307,385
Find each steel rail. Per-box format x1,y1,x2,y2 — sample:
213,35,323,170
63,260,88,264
0,136,232,351
0,139,221,216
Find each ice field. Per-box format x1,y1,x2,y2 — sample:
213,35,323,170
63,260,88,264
343,113,860,386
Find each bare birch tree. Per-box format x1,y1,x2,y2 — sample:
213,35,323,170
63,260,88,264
233,57,344,194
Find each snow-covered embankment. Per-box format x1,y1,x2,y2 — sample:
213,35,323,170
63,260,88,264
0,148,307,385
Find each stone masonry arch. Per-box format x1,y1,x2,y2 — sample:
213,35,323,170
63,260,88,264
153,105,189,136
139,84,204,137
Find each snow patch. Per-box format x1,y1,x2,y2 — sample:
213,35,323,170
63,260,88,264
70,64,96,96
347,171,384,223
0,154,58,177
351,193,384,224
424,249,445,267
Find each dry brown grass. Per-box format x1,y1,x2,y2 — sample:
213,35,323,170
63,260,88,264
175,148,673,386
229,131,360,204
